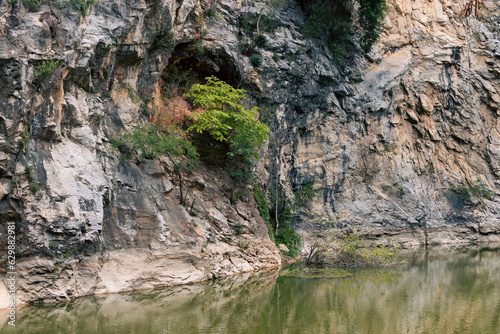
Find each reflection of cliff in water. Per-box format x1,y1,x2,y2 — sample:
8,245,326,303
0,269,281,334
2,245,500,334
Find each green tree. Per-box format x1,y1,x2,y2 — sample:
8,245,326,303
185,76,269,165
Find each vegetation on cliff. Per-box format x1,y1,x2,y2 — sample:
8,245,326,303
302,0,387,62
185,76,270,165
112,76,270,205
303,210,398,267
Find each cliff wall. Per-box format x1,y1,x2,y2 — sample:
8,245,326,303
0,0,499,307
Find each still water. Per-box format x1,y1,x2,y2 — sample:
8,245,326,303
1,245,500,334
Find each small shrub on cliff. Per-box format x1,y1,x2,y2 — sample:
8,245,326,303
154,23,176,50
29,182,40,193
25,0,41,11
120,123,198,169
24,165,34,182
35,60,59,82
68,0,98,17
250,54,263,67
253,186,276,243
294,181,319,207
254,34,267,48
19,131,30,153
450,178,494,209
114,123,199,205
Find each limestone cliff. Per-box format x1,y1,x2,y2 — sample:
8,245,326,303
280,0,500,247
0,0,499,307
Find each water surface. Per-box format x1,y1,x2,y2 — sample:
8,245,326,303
1,245,500,333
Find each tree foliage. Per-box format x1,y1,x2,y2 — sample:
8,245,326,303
116,123,198,170
358,0,386,52
185,76,269,164
112,123,199,205
303,0,386,57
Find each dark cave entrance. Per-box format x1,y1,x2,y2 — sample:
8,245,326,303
157,43,242,167
160,43,240,98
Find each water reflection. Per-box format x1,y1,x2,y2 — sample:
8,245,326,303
1,245,500,334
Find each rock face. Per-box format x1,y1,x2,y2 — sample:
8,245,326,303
0,0,499,307
277,0,500,247
0,0,281,308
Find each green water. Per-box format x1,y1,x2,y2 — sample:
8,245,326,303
1,245,500,334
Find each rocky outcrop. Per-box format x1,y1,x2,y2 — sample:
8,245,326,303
0,0,499,307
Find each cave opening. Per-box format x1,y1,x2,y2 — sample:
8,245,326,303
154,43,242,167
160,43,239,98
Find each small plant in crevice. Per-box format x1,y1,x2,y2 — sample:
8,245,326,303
25,0,41,11
250,54,263,67
241,41,257,56
254,34,267,48
52,262,60,282
233,222,244,235
68,0,98,18
414,165,435,176
194,40,205,56
237,240,250,249
35,60,59,82
206,2,225,22
109,137,133,160
119,82,141,103
381,182,405,199
153,22,176,50
29,183,40,193
294,181,319,208
19,131,30,152
63,248,73,259
192,12,208,55
24,165,34,182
